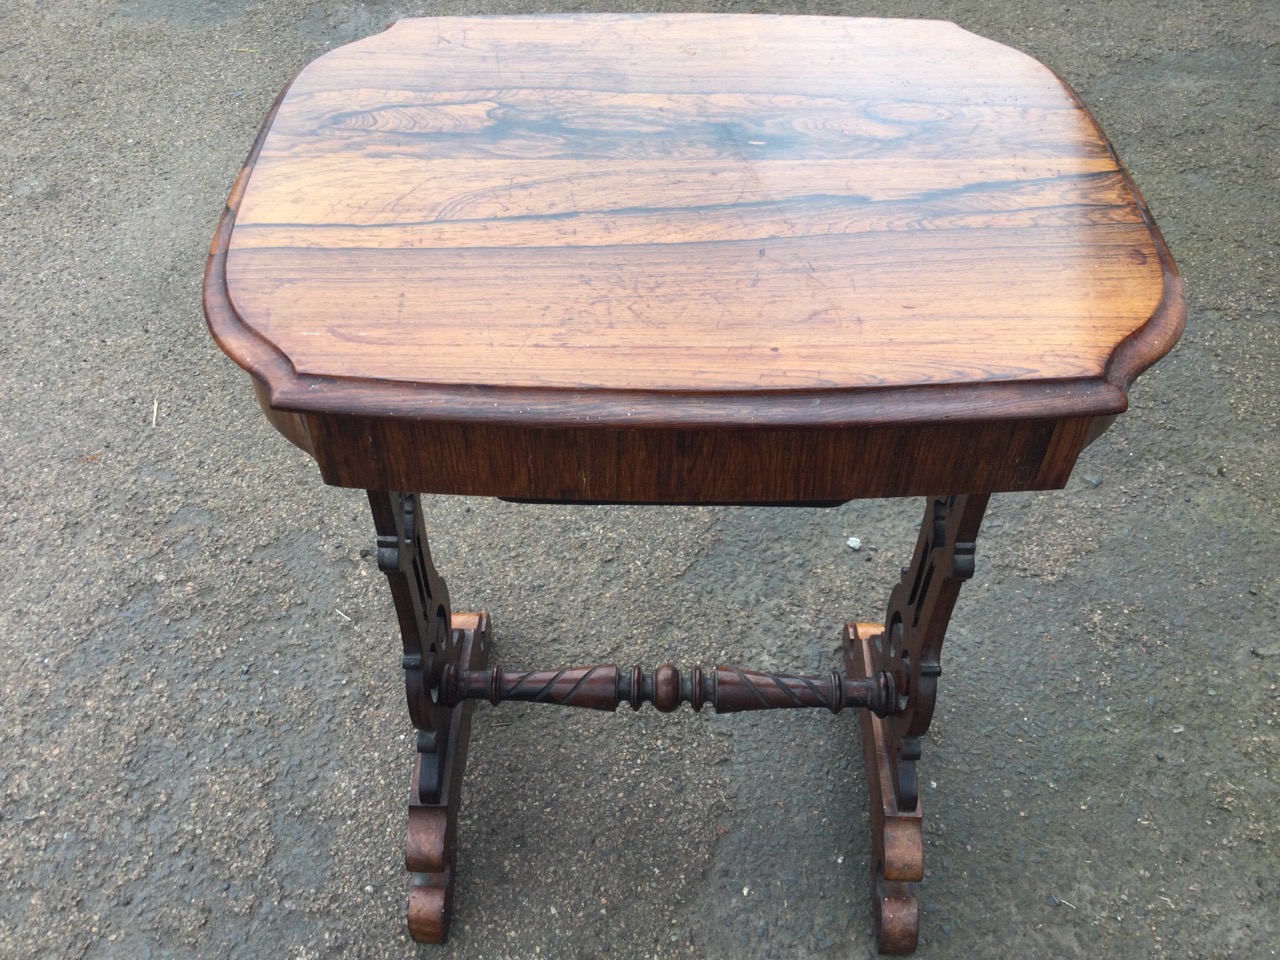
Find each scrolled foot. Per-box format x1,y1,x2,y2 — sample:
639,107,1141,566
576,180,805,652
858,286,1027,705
872,863,920,955
399,612,491,945
846,622,925,955
407,881,450,943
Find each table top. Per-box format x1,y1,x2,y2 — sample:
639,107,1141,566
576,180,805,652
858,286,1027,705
204,15,1184,502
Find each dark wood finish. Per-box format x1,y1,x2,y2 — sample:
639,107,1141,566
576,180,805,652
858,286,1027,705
299,414,1091,503
403,612,491,943
848,622,923,956
837,495,987,952
405,885,448,945
368,491,453,741
203,15,1187,955
368,490,492,943
874,493,989,810
441,661,896,715
204,14,1184,503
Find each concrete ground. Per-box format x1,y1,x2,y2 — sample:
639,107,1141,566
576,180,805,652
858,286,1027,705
1,1,1276,958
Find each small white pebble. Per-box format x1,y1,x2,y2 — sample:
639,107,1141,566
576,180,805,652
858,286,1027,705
846,537,862,550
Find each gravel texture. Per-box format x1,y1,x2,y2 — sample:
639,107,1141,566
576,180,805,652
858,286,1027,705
1,1,1276,958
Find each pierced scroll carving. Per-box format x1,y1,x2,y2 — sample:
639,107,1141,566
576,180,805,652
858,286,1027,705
368,492,489,943
848,494,989,954
367,491,986,954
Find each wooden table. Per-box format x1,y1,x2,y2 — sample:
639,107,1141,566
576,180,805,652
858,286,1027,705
204,15,1183,954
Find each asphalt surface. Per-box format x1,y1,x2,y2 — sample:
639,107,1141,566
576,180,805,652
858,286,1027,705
1,1,1276,958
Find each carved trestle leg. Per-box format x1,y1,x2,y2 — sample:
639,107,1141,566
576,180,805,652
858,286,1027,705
366,489,984,951
845,494,989,954
368,491,491,943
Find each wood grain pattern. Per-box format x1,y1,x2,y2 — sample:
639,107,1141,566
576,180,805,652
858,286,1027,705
299,413,1090,502
204,14,1184,499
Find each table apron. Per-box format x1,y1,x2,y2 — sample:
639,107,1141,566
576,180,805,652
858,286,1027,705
282,412,1093,501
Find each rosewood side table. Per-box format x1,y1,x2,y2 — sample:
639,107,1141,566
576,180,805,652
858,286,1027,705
203,15,1183,954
